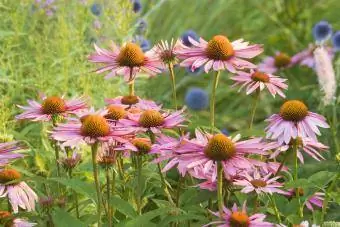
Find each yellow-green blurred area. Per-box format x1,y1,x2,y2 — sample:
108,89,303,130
0,0,339,151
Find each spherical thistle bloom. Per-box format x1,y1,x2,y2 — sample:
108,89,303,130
90,3,102,16
133,35,151,52
233,171,287,195
313,21,332,43
151,39,181,66
136,18,147,34
184,87,209,111
16,96,87,122
132,0,142,13
177,35,263,73
88,42,163,82
265,100,329,144
105,95,160,111
60,151,82,171
291,44,333,69
120,108,186,134
332,31,340,51
51,109,134,147
181,30,199,47
162,130,267,180
231,69,288,98
266,137,328,163
313,46,337,105
258,52,296,74
0,169,38,213
287,188,324,211
0,211,36,227
0,142,25,166
205,202,273,227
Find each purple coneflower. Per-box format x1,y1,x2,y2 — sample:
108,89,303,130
176,35,263,73
231,69,288,98
205,202,273,227
0,169,38,213
105,95,160,111
16,96,87,122
258,52,296,73
0,142,24,166
88,42,163,81
120,108,186,134
233,171,286,195
159,130,266,181
267,137,328,163
0,210,36,226
287,188,324,211
51,109,134,147
266,100,329,144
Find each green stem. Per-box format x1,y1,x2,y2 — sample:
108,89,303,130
175,175,184,207
268,194,281,223
136,155,143,215
168,62,178,110
129,80,135,96
249,89,260,129
274,151,289,176
293,140,303,218
105,168,112,226
217,161,223,218
210,71,221,132
111,168,116,218
157,162,175,205
68,169,79,219
321,170,340,225
51,118,61,195
91,142,102,226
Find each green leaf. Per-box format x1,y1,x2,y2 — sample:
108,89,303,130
52,208,86,227
159,213,207,226
285,179,311,189
110,196,137,218
308,171,336,188
117,208,169,227
49,178,97,203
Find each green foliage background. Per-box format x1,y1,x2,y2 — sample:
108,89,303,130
0,0,339,226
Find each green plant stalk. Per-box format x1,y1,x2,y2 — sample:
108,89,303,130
274,151,289,176
249,89,260,129
105,168,112,227
68,168,79,219
136,155,143,215
111,167,116,219
129,79,135,96
168,62,178,110
268,194,281,223
147,130,174,205
51,118,61,194
217,161,223,218
91,142,102,226
293,140,303,218
210,71,221,132
321,170,340,225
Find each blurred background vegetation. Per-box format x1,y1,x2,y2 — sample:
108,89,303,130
0,0,339,224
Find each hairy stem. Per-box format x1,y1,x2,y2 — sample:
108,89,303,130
249,89,260,129
210,71,221,132
168,62,178,110
217,161,224,218
293,140,303,218
91,142,102,226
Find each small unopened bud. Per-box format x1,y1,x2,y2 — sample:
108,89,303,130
60,151,81,171
39,196,54,210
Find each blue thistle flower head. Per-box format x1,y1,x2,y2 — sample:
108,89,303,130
332,31,340,51
185,66,203,76
132,36,151,52
181,30,199,47
136,19,147,34
133,0,142,13
185,88,209,111
90,3,102,16
221,128,230,136
312,21,332,42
